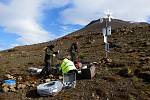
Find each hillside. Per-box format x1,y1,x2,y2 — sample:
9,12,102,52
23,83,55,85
0,18,150,100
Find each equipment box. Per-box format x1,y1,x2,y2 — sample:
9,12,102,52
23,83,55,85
81,65,95,79
63,73,76,89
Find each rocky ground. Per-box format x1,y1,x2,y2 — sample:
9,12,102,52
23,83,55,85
0,19,150,100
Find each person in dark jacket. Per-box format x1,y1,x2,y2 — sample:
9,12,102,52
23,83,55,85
40,45,58,77
70,42,78,62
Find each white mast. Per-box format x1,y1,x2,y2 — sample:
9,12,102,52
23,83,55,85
101,11,112,58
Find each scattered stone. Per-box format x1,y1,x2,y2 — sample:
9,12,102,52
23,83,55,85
92,93,95,97
32,81,37,84
2,83,16,92
9,85,16,88
100,58,112,64
31,81,36,84
59,76,63,80
9,87,16,92
2,86,9,92
5,74,14,79
49,74,53,78
96,96,100,100
31,84,35,87
17,84,26,89
92,62,99,65
51,79,56,81
2,83,7,87
25,81,31,87
17,76,22,80
44,79,51,83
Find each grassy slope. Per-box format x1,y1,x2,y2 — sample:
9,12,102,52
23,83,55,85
0,19,150,100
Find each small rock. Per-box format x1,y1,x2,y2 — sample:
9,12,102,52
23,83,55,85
51,79,55,81
25,81,31,87
9,85,16,88
17,84,21,89
59,76,63,80
2,86,9,92
49,74,53,78
101,58,112,64
96,96,100,100
17,84,26,89
33,81,37,84
92,93,95,97
18,76,22,80
92,62,99,65
5,74,14,79
45,79,51,83
31,84,35,87
31,81,36,84
2,83,8,87
21,84,26,89
9,87,16,92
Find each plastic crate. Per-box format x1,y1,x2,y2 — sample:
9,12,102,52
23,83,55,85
63,73,76,89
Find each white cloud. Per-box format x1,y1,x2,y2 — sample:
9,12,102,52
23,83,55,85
61,0,150,25
1,0,150,49
0,0,70,45
43,0,71,9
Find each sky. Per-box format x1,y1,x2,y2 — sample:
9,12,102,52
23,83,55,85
0,0,150,51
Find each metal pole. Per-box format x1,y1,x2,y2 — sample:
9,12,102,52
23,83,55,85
105,18,108,58
101,12,111,59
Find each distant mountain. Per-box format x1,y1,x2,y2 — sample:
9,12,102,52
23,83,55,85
68,18,149,36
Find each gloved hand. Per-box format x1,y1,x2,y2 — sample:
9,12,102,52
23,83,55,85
53,54,56,57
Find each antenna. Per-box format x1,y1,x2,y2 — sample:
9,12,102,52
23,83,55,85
105,10,112,22
101,10,112,58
